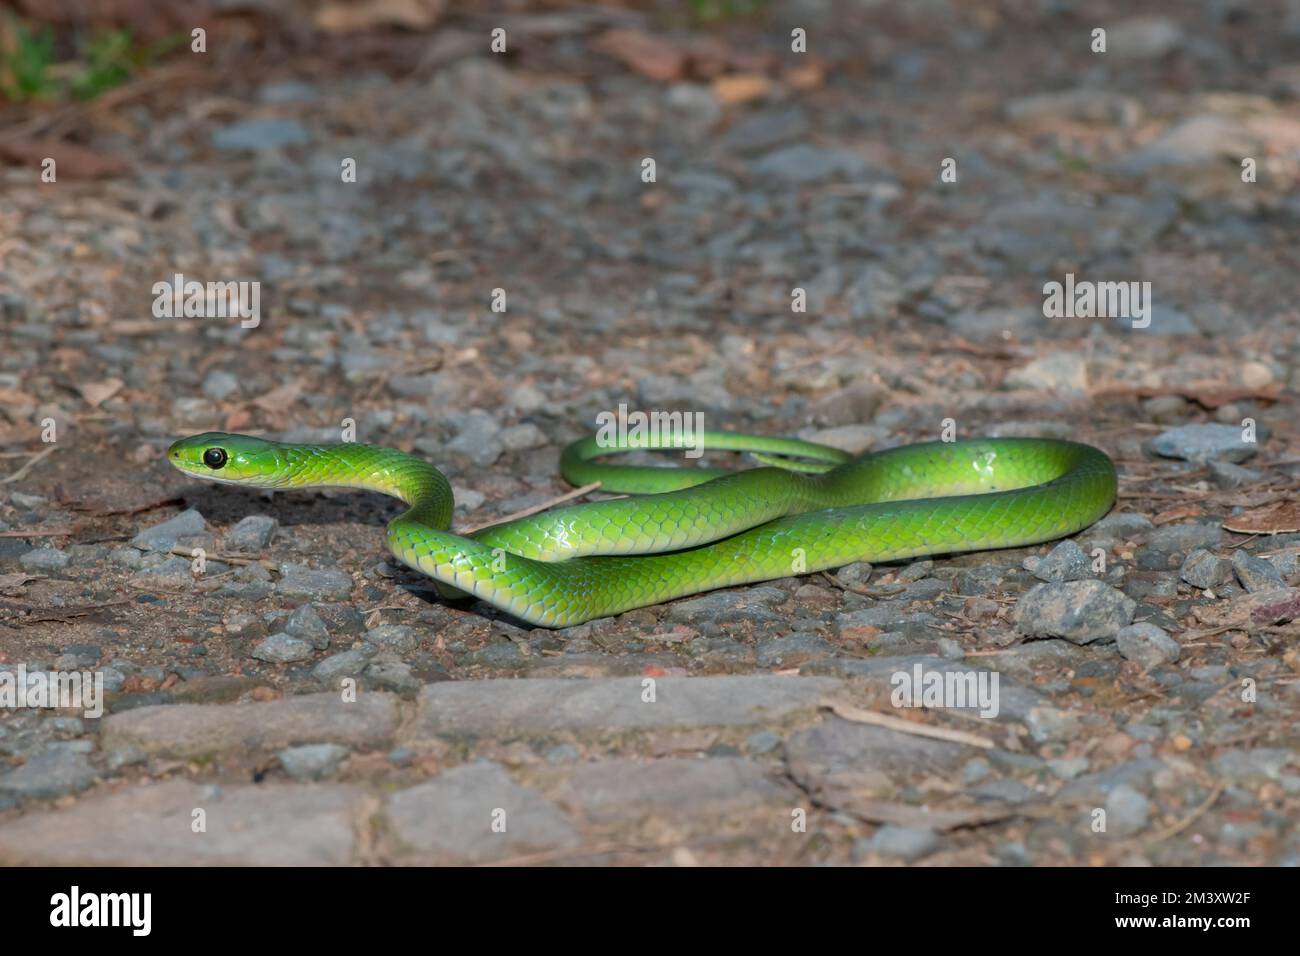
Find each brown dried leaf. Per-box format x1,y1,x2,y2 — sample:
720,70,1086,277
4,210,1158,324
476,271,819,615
252,383,302,413
711,73,770,106
1091,383,1284,410
0,139,127,179
76,378,123,409
594,28,688,83
316,0,444,33
1224,501,1300,534
1153,506,1203,525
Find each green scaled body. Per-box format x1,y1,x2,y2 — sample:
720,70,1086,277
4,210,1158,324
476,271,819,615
168,430,1117,628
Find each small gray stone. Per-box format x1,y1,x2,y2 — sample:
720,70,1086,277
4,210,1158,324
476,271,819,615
283,604,330,650
251,633,315,664
130,508,207,553
1027,540,1093,583
1151,424,1258,464
55,644,102,669
755,633,836,667
1108,16,1185,59
720,105,810,153
665,587,787,625
0,747,97,799
1104,783,1151,837
1082,512,1154,548
835,562,873,589
224,515,278,552
212,117,311,152
446,410,503,467
1181,548,1232,590
18,547,69,572
277,563,353,600
277,743,350,781
1149,522,1222,555
257,80,318,104
1005,352,1088,392
130,556,194,589
1212,748,1293,782
1208,460,1263,489
1116,623,1182,667
745,730,782,755
751,144,874,183
499,423,546,451
1231,549,1285,593
863,825,941,861
365,624,416,654
108,546,143,569
201,369,239,400
312,646,379,685
361,653,421,693
1013,580,1135,644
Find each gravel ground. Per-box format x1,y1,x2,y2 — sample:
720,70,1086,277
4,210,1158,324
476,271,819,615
1,0,1300,865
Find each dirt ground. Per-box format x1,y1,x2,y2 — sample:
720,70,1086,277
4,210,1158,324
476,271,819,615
1,0,1299,865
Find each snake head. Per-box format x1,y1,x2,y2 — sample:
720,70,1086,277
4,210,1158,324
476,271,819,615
167,432,285,487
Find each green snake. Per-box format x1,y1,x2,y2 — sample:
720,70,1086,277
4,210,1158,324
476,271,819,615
167,430,1117,628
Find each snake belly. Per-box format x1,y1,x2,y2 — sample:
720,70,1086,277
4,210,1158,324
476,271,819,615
167,431,1117,628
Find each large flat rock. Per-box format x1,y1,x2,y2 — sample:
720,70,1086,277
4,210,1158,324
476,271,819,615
101,691,402,759
385,762,579,863
0,779,366,865
403,675,843,740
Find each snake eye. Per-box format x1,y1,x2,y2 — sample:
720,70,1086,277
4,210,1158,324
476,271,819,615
203,447,228,469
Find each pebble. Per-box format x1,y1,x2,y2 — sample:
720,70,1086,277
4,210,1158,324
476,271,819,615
1105,783,1152,836
446,410,503,467
251,633,315,664
1208,460,1263,488
1004,352,1088,392
361,654,421,693
1116,623,1182,667
1181,548,1232,589
1231,549,1285,593
1151,424,1258,463
859,825,941,862
211,118,311,152
1013,580,1135,644
1149,522,1223,555
131,556,194,589
751,144,874,183
719,105,810,153
277,743,350,781
312,646,379,684
201,369,239,400
131,509,207,553
18,547,68,572
755,632,837,667
365,624,417,654
281,604,331,650
277,563,354,600
1108,16,1186,59
224,515,278,552
0,747,98,800
835,562,873,589
1026,540,1093,583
